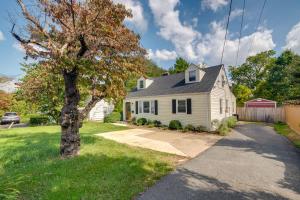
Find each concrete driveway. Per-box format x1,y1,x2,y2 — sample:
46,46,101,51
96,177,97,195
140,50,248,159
137,123,300,200
96,128,221,157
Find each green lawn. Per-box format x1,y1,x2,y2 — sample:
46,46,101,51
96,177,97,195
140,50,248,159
274,122,300,148
0,122,178,200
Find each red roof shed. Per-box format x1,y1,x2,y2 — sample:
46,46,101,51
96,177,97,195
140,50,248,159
245,98,277,108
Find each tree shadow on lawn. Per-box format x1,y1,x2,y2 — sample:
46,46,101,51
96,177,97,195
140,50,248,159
216,123,300,195
0,130,172,200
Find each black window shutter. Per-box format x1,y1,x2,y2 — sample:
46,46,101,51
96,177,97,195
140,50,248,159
187,98,192,114
135,101,138,114
154,100,158,115
172,99,176,114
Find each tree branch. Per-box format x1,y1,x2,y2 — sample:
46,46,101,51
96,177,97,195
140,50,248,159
79,95,104,121
77,34,88,58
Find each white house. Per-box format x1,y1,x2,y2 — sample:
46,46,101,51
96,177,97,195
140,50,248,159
88,100,114,121
123,64,236,131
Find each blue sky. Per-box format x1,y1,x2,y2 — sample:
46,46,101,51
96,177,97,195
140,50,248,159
1,0,300,76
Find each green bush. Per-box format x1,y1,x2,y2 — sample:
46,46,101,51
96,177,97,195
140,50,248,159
146,119,154,125
195,126,207,132
217,122,230,136
29,115,50,126
153,120,162,127
184,124,195,132
104,112,121,123
160,125,169,130
226,116,237,128
168,120,182,130
137,118,147,126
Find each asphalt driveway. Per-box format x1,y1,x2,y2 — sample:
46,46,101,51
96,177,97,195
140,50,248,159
137,123,300,200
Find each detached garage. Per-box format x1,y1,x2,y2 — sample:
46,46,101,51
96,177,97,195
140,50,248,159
245,98,277,108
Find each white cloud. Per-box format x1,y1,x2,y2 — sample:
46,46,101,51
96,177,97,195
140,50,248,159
201,0,228,12
284,21,300,54
147,49,177,61
0,31,4,41
113,0,148,32
196,22,275,66
149,0,275,66
149,0,200,61
230,9,243,21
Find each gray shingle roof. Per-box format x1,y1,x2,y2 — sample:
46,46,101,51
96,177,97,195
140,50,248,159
127,64,223,98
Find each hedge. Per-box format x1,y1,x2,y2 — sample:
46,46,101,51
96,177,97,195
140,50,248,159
29,115,50,125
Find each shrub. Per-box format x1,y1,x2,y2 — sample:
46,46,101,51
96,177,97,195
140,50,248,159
130,117,136,124
218,122,230,136
29,115,49,126
168,120,182,130
104,112,121,123
184,124,195,132
136,118,147,126
146,119,154,125
160,125,169,130
195,126,207,132
211,119,220,130
226,116,237,128
153,120,162,127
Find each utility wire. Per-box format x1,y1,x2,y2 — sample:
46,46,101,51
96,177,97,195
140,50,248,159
235,0,246,66
247,0,267,56
220,0,233,65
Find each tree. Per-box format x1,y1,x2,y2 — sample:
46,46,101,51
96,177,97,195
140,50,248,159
0,91,12,116
229,50,276,90
232,84,252,106
12,0,146,157
169,57,190,74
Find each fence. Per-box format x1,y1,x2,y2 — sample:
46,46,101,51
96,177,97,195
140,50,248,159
284,105,300,134
236,107,285,123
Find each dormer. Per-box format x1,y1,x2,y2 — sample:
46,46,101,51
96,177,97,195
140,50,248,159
185,64,206,84
137,77,153,90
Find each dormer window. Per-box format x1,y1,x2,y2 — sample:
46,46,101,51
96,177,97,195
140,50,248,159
189,70,196,82
139,80,144,89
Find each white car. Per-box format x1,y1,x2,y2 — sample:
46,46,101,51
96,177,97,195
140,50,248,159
1,112,20,125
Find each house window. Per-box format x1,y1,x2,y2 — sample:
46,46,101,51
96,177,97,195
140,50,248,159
143,101,150,113
189,70,196,82
150,100,155,114
139,80,144,89
226,99,229,113
220,99,223,114
139,101,143,113
178,100,186,113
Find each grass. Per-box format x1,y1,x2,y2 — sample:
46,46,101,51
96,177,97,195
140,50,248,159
0,122,178,200
274,122,300,148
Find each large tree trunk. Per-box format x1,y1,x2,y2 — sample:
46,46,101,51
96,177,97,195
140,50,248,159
60,68,81,158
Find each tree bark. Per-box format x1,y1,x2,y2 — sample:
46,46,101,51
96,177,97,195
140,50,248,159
60,68,81,158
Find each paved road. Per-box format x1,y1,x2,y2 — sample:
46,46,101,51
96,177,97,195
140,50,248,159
137,123,300,200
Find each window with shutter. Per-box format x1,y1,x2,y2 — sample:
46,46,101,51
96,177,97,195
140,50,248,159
135,101,138,114
177,100,186,113
187,98,192,114
155,100,158,115
172,99,176,113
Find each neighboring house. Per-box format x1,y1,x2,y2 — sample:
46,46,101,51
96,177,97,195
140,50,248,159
245,98,277,108
123,64,236,131
88,100,114,121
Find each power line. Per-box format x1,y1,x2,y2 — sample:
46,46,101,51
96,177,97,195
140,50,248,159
235,0,246,66
220,0,233,65
247,0,267,56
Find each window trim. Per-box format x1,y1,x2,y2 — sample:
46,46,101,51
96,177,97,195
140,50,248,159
139,80,144,89
189,70,196,82
143,101,150,113
177,99,187,113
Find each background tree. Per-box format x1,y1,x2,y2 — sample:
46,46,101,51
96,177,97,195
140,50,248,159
0,91,12,116
169,57,190,74
12,0,146,157
232,84,252,106
229,50,276,90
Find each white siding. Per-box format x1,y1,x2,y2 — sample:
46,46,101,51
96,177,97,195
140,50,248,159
124,93,210,129
210,68,236,129
88,100,114,121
